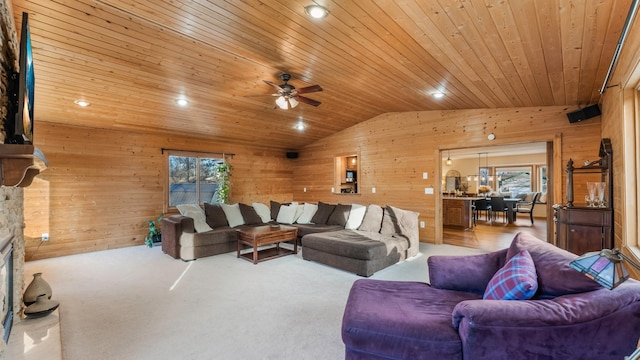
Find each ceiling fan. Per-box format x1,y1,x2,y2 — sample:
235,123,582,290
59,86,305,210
251,73,323,109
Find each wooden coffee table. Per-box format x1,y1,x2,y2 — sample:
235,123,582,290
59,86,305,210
236,225,298,264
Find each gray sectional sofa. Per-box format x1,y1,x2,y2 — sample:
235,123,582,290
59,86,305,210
161,201,419,276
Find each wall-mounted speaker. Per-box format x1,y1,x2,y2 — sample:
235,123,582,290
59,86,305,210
567,104,601,123
286,151,299,159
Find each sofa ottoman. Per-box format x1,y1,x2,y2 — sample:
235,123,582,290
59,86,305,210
302,230,411,277
301,205,419,276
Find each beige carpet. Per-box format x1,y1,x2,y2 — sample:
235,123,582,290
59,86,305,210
23,243,487,360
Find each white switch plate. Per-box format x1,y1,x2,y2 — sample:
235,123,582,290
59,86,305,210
303,187,307,192
331,187,335,193
423,172,428,179
425,187,434,194
372,187,376,194
419,221,425,228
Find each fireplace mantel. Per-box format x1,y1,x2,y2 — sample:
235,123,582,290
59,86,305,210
0,144,48,187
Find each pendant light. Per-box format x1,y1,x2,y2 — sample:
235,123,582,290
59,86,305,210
446,151,452,166
487,153,493,182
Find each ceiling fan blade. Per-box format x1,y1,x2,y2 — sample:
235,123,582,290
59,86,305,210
243,93,280,97
297,96,321,107
263,80,284,91
297,85,323,94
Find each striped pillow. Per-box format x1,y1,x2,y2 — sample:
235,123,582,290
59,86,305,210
483,250,538,300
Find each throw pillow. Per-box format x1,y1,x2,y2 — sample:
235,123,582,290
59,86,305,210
183,209,213,233
311,202,336,224
239,203,263,225
252,202,271,223
204,203,229,228
270,201,283,221
483,250,538,300
345,204,366,229
221,203,245,228
327,204,351,227
276,204,297,224
176,204,203,216
293,203,305,222
358,204,384,232
296,203,318,224
506,232,601,298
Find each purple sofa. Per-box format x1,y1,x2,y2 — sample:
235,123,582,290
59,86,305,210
342,232,640,359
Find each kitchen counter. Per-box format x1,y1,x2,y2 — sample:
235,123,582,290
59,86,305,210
443,198,475,229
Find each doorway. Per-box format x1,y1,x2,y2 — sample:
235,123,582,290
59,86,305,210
438,140,556,250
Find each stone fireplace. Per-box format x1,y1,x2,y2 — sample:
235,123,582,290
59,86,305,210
0,187,25,356
1,0,40,356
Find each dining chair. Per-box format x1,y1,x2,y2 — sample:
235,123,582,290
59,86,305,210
474,198,491,221
490,196,508,223
516,192,540,224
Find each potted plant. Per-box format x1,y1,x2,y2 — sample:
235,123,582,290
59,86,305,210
214,162,233,204
144,215,163,247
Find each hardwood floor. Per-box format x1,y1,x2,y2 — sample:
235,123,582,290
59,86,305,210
443,212,549,253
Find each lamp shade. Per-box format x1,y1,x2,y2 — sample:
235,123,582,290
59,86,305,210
275,96,299,110
570,249,630,289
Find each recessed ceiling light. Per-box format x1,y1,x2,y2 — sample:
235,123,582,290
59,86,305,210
432,92,446,99
294,123,306,131
305,5,329,19
74,100,91,107
176,98,189,107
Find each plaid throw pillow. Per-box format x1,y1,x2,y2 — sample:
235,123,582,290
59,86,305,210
483,250,538,300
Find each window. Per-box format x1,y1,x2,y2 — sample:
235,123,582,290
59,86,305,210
496,167,532,195
167,152,226,208
625,84,640,255
479,168,490,186
539,166,548,194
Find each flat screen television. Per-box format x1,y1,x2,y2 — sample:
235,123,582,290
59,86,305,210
5,12,34,145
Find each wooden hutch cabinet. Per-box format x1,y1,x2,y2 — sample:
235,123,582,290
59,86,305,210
554,139,613,255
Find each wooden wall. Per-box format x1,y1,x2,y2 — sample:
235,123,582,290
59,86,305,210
293,106,602,244
600,9,640,279
23,123,294,260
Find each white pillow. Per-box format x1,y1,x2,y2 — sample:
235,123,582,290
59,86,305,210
276,204,297,224
221,203,245,228
293,203,305,222
252,202,271,222
296,203,318,224
345,203,366,229
176,204,203,216
183,209,213,233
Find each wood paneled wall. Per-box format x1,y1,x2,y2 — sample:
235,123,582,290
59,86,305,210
293,106,602,244
23,123,294,260
600,9,640,279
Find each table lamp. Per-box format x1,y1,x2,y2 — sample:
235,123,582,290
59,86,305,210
570,248,640,290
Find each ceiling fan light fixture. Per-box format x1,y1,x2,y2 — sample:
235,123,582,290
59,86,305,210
275,96,288,109
305,5,329,19
276,96,299,110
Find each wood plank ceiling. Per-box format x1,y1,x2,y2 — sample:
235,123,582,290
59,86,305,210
9,0,633,150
